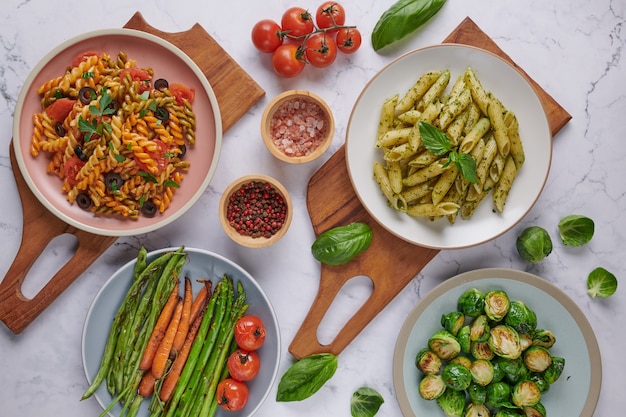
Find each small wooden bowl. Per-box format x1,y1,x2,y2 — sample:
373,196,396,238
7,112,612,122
219,174,293,248
261,90,334,163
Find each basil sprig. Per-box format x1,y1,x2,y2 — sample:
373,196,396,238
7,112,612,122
276,353,338,402
371,0,448,51
311,222,373,266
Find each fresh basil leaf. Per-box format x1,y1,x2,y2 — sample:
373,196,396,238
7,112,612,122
351,387,384,417
419,121,451,155
311,222,373,266
558,214,594,246
453,151,477,184
371,0,448,51
276,353,338,402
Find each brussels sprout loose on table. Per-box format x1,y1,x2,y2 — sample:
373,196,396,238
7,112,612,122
516,226,552,262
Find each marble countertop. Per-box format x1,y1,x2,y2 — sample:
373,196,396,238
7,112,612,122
1,0,624,416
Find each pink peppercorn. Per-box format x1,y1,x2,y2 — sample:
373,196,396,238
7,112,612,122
226,181,287,239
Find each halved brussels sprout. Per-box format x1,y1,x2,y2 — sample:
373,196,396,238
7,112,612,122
470,314,491,342
529,373,550,393
512,380,541,407
464,403,491,417
441,311,466,337
458,288,485,317
418,374,447,400
532,329,556,349
543,356,565,384
428,330,462,360
484,289,510,321
495,357,530,384
471,341,495,361
442,362,473,391
488,325,522,359
523,346,552,373
450,355,472,369
519,332,533,351
470,359,495,386
468,382,487,405
495,409,524,417
436,387,466,417
523,402,547,417
486,381,512,408
458,325,471,354
504,300,537,335
415,348,442,374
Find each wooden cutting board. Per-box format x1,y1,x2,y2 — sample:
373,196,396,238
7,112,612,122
288,17,571,359
0,12,264,334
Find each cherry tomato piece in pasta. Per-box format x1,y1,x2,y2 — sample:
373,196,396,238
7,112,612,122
71,51,98,67
169,83,196,106
120,67,152,93
45,98,76,122
64,156,85,186
135,139,170,174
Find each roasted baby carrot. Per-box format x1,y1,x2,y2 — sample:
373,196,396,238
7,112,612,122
171,277,193,356
151,297,183,380
190,280,210,324
138,370,157,397
139,283,180,371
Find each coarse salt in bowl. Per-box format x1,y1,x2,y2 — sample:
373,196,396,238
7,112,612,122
261,90,334,163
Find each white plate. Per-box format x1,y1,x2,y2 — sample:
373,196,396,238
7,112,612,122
345,44,552,249
82,247,280,417
393,268,601,417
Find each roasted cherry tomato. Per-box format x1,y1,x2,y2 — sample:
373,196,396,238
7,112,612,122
134,138,170,174
216,378,249,411
315,2,346,32
336,27,362,54
168,82,195,106
281,6,314,38
44,98,76,122
227,349,261,382
234,315,266,351
120,67,152,93
71,51,98,67
304,32,338,68
271,44,306,78
63,156,85,186
251,19,284,53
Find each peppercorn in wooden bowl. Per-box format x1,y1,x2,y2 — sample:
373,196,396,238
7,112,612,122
219,174,293,248
260,90,334,163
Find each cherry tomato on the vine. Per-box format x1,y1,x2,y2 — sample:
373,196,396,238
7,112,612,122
216,378,249,411
271,44,306,78
251,19,284,53
281,7,314,38
316,1,346,32
304,32,338,68
234,315,267,351
227,349,261,382
336,27,362,54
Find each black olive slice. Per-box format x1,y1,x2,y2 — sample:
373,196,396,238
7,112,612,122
106,99,120,113
104,172,124,192
78,86,97,105
76,192,93,210
154,78,169,91
74,145,88,161
141,200,157,217
55,123,67,137
178,144,187,158
155,106,170,123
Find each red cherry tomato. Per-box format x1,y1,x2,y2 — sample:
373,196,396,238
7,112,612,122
120,67,152,93
281,7,314,38
271,44,306,78
315,2,346,32
251,19,284,53
227,349,261,382
44,98,76,122
134,139,170,174
71,51,98,67
216,378,249,411
234,315,266,351
168,82,195,106
336,27,362,54
304,32,338,68
63,156,85,186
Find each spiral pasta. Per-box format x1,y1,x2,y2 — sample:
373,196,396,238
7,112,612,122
31,51,197,220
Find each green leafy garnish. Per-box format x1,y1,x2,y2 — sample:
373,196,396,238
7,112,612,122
351,387,384,417
276,353,338,402
79,88,116,141
82,71,95,79
139,171,158,183
419,121,477,183
558,215,594,246
587,267,618,298
164,179,180,188
311,222,373,266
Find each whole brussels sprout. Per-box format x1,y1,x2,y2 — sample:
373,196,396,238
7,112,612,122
450,355,472,370
529,373,550,394
484,289,511,321
523,346,552,373
504,301,537,335
532,329,556,349
488,325,522,360
418,374,447,400
471,341,495,361
457,288,485,317
467,382,487,405
491,359,505,383
470,314,491,342
415,348,442,374
442,362,473,391
495,357,530,384
512,380,541,407
486,381,512,408
464,403,491,417
436,387,466,417
516,226,552,262
523,402,547,417
543,356,565,384
428,330,462,360
441,311,466,337
470,359,495,386
458,325,471,354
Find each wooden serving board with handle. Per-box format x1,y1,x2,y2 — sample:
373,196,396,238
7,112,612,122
0,12,265,334
288,17,571,360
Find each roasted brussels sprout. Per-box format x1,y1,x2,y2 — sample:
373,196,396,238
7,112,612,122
470,359,495,386
512,380,541,407
442,362,473,391
470,314,491,342
441,311,466,337
436,387,466,417
415,348,443,374
464,403,491,417
523,402,547,417
532,329,556,349
458,325,471,354
467,382,487,405
471,341,495,361
428,330,462,360
488,325,522,360
486,381,512,408
529,373,550,393
519,332,533,351
495,357,530,384
450,355,472,369
543,356,565,384
504,301,537,335
491,359,505,383
495,409,524,417
523,346,552,373
458,288,485,317
484,290,510,321
418,374,447,400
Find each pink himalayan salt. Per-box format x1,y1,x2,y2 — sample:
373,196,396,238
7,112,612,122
269,96,329,157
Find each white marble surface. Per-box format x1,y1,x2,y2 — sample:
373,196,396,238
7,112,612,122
1,0,624,416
